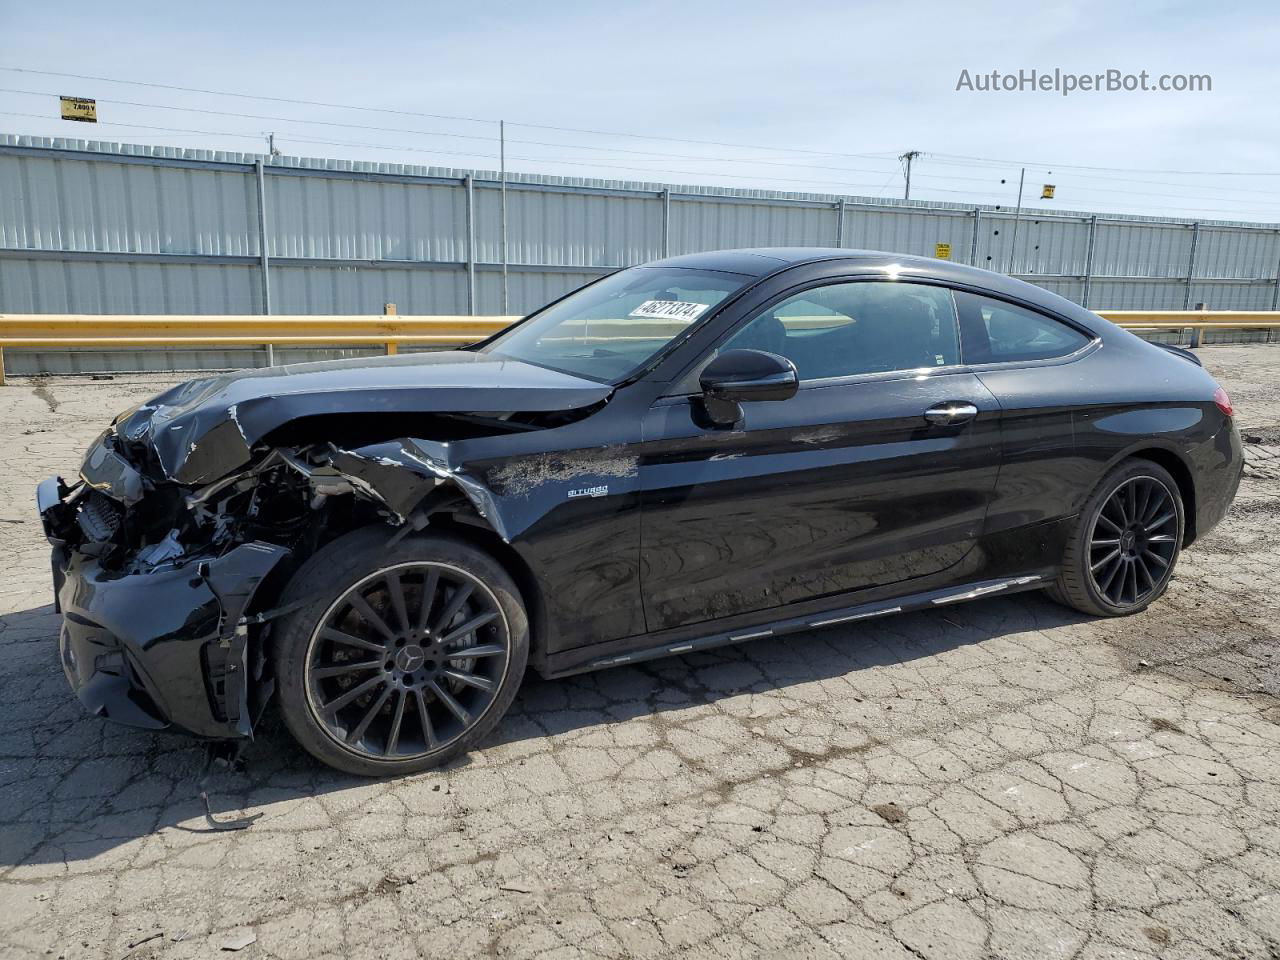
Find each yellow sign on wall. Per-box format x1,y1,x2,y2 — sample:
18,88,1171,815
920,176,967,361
934,242,952,260
59,96,97,122
1041,184,1056,199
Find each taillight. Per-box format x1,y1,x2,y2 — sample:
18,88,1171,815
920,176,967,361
1213,386,1234,417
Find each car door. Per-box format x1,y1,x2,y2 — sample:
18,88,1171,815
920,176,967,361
638,279,1003,633
952,290,1098,536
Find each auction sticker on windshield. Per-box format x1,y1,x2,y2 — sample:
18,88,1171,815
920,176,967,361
628,300,710,322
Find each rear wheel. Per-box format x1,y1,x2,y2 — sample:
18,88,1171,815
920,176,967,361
1049,458,1184,617
271,528,528,777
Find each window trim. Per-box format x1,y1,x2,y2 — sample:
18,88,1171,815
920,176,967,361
963,337,1101,373
950,287,1101,370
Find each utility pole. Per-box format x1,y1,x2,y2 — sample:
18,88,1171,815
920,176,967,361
266,132,280,157
1006,167,1026,274
899,150,921,200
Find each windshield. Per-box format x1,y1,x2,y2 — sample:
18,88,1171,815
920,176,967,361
475,266,752,382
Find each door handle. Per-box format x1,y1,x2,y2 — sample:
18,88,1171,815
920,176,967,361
923,401,979,426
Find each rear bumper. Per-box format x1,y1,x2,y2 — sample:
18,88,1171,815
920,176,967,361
41,475,290,739
1190,420,1244,544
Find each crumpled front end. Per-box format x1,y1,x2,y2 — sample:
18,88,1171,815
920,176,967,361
38,424,295,737
38,424,301,738
37,387,602,740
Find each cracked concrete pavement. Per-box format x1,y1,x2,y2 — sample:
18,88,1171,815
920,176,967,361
1,345,1279,960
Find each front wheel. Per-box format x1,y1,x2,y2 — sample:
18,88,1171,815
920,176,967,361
1049,458,1185,617
271,528,529,777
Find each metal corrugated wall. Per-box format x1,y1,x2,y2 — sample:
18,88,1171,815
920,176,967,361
3,134,1280,326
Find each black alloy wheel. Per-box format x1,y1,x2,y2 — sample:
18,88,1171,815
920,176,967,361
305,561,510,760
272,529,529,776
1087,476,1179,607
1049,458,1184,618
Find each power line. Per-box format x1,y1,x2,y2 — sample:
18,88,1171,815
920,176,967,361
929,151,1280,178
7,65,1277,209
0,67,494,125
921,158,1280,205
9,110,1280,218
0,86,501,141
0,66,903,164
0,87,910,178
0,111,270,141
923,156,1280,196
508,119,901,162
0,112,906,192
3,77,1278,217
16,75,1269,196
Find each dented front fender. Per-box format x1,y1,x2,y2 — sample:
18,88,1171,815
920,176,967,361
315,438,640,546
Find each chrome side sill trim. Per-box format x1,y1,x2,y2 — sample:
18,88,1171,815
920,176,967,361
930,575,1041,606
568,571,1052,678
810,606,902,628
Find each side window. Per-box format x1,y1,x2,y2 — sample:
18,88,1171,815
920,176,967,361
720,281,960,382
955,291,1091,364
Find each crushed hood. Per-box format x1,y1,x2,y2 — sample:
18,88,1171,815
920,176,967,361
114,350,613,485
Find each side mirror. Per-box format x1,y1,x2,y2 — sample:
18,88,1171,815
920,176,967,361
698,349,798,426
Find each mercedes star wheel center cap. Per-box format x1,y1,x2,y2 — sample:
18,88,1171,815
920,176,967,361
396,645,426,672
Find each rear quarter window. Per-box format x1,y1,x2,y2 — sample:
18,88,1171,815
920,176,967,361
955,291,1091,364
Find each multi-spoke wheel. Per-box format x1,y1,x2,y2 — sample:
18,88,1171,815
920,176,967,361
1087,476,1178,607
272,529,529,776
1049,458,1184,617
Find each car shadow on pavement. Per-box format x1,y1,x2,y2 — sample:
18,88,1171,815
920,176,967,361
0,592,1093,869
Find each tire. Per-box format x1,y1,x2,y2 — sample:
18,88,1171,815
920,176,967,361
1048,458,1185,617
271,527,529,777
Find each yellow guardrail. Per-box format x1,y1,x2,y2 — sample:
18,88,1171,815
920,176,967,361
0,314,518,384
1098,310,1280,326
1097,310,1280,348
0,311,1277,385
0,314,516,347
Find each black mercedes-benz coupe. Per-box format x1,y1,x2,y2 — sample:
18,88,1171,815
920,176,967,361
38,248,1242,775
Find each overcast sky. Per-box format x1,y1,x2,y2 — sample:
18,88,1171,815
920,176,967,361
1,0,1277,222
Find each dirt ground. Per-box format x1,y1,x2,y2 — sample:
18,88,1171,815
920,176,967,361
1,346,1278,960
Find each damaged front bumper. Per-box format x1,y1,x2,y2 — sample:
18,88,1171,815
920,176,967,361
39,476,289,739
35,378,608,741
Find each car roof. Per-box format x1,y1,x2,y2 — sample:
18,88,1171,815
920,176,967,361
646,247,1105,330
647,247,866,275
649,246,998,281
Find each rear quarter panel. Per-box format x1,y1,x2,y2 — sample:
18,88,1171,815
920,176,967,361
973,319,1233,540
1062,333,1235,536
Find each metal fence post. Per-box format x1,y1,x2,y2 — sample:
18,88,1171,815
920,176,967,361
969,208,981,264
1271,231,1279,340
1182,222,1200,310
499,120,509,315
383,302,398,354
464,175,476,315
1270,230,1280,312
836,200,846,248
661,189,671,258
1005,168,1025,274
254,159,274,366
1081,215,1098,309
